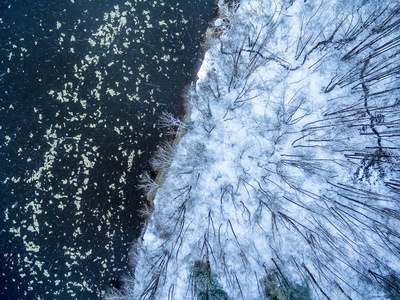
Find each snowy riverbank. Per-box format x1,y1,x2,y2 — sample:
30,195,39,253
112,0,400,298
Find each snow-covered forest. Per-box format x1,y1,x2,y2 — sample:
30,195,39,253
110,0,400,298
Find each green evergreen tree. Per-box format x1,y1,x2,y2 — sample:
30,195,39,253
261,271,312,300
384,274,400,300
191,261,228,300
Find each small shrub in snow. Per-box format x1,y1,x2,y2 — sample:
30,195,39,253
158,112,190,136
150,140,177,173
137,171,159,198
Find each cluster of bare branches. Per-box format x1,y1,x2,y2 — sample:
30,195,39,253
150,140,177,173
158,112,190,136
137,171,160,198
199,1,400,298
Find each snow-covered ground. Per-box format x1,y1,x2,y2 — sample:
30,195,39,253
110,0,400,299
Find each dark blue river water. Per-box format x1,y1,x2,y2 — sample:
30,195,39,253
0,0,215,298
